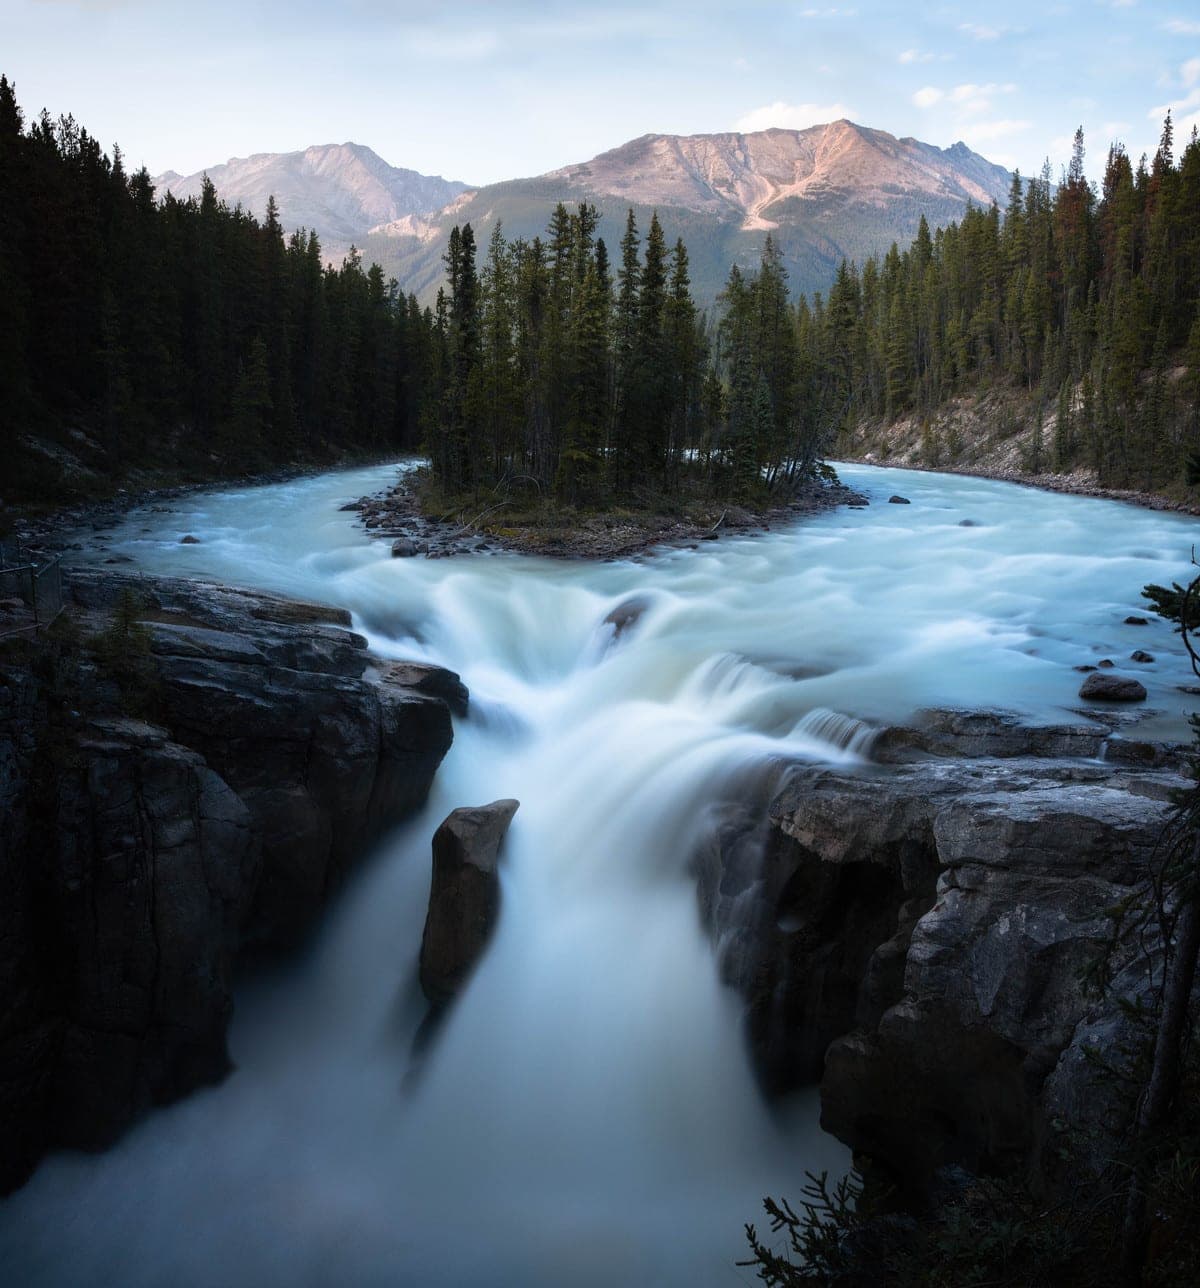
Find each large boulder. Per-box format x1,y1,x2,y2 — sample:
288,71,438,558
1079,671,1147,701
419,799,519,1008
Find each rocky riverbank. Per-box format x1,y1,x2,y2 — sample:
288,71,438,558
345,468,870,560
695,705,1189,1206
838,388,1200,516
0,570,461,1193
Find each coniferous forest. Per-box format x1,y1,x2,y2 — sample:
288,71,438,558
0,75,435,506
805,122,1200,488
3,70,1198,511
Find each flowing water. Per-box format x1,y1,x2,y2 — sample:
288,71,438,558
4,462,1200,1286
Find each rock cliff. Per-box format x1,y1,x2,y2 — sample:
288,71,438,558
0,571,459,1192
696,709,1186,1200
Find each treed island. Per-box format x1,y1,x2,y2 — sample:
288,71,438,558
2,72,1199,538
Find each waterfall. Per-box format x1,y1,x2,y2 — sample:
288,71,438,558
4,459,1198,1286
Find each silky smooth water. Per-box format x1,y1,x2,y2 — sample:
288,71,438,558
3,462,1199,1286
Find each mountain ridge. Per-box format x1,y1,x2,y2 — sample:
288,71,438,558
161,121,1014,306
155,142,471,246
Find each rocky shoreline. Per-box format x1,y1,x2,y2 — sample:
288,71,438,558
849,452,1200,516
0,569,461,1193
346,468,871,560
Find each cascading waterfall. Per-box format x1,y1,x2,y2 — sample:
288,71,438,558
3,460,1199,1286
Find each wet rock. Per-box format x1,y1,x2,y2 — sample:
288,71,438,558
179,534,201,544
696,722,1186,1203
419,800,520,1008
958,519,979,527
1130,649,1154,663
888,495,911,504
391,537,422,558
1073,664,1097,673
1079,672,1147,702
0,570,458,1190
603,594,653,640
874,708,1107,761
820,777,1172,1196
1098,658,1115,668
380,661,469,718
1124,615,1149,625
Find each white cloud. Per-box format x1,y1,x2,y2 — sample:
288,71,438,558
913,82,1016,113
1183,58,1200,87
800,7,858,16
955,118,1034,143
899,48,934,63
736,101,857,132
1164,18,1200,34
959,22,1003,40
1149,87,1200,118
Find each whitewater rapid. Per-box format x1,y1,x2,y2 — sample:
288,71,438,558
3,461,1198,1286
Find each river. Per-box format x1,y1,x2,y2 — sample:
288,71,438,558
2,462,1198,1286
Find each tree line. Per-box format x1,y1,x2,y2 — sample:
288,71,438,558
424,206,829,506
798,120,1200,488
0,73,831,514
0,75,437,504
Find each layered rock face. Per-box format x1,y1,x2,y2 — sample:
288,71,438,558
0,572,458,1192
698,710,1184,1198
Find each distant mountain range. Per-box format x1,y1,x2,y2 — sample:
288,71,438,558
158,121,1014,307
156,143,470,247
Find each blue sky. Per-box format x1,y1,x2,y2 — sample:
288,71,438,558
4,0,1199,184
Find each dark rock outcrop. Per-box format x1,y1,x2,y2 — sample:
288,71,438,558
419,799,519,1008
379,660,469,718
696,708,1184,1201
0,570,459,1192
888,495,911,504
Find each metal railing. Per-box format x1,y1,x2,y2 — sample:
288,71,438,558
0,540,64,639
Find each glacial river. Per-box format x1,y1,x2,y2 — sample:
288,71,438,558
3,462,1199,1286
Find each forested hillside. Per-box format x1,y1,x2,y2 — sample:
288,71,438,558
0,76,436,507
805,122,1200,491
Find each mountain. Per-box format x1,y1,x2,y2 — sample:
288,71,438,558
163,122,1014,308
155,143,470,258
362,120,1013,306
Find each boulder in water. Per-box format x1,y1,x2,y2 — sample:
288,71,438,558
419,799,520,1007
1079,672,1147,702
1130,650,1154,664
391,537,422,558
1124,615,1149,625
180,534,201,544
603,594,652,641
888,495,911,505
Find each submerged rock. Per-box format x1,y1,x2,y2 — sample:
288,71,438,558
419,799,520,1008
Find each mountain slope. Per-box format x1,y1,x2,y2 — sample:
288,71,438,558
163,122,1013,308
364,120,1013,305
156,143,470,251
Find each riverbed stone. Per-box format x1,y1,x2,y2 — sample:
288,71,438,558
1079,672,1147,701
